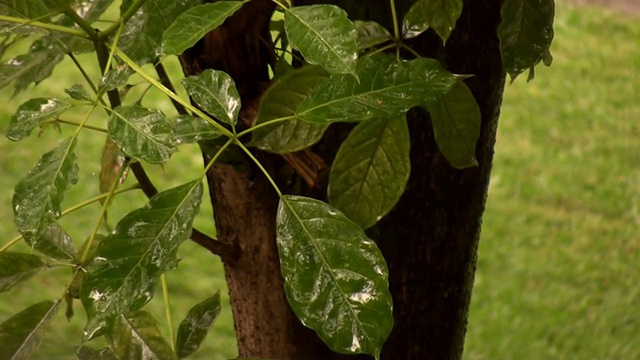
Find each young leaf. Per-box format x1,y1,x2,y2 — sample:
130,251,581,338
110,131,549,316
402,0,463,42
173,115,224,144
425,80,480,168
176,291,221,358
108,311,177,360
285,5,358,78
76,346,118,360
354,21,392,50
296,54,457,124
162,1,245,56
80,181,203,340
0,252,47,292
24,221,76,261
328,117,410,229
108,105,177,164
182,69,241,127
498,0,555,81
277,195,393,359
0,300,60,360
250,66,329,153
65,84,92,101
13,137,79,239
5,98,72,141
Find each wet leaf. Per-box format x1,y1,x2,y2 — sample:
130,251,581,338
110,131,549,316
162,1,245,56
182,69,241,127
402,0,463,42
499,0,555,81
176,291,221,358
285,5,358,78
99,64,133,93
24,221,76,261
0,300,60,360
108,311,177,360
426,80,480,168
81,181,203,340
277,195,393,359
65,84,92,101
297,54,457,124
99,138,128,197
108,105,176,164
0,36,65,94
173,115,224,145
328,117,410,229
250,66,329,153
76,346,118,360
0,252,47,292
354,21,391,50
5,98,72,141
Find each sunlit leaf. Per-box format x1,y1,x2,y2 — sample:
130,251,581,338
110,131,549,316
328,117,410,229
0,300,60,360
182,69,241,127
285,5,358,78
99,138,128,197
426,80,480,168
65,84,92,101
5,98,72,141
81,181,203,340
176,291,221,358
162,1,245,56
354,21,391,50
108,311,177,360
250,66,329,153
76,346,118,360
402,0,463,42
297,54,457,124
173,115,224,145
24,221,76,261
277,195,393,359
108,105,177,164
499,0,555,81
0,252,47,292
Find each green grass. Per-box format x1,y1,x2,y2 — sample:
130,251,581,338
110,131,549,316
0,2,638,359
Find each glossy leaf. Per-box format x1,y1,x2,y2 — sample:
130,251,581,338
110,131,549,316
354,21,391,50
76,346,118,360
328,117,410,229
285,5,358,78
499,0,555,81
0,252,46,292
173,115,224,145
297,54,457,124
0,36,65,94
99,138,128,197
182,69,241,127
426,80,480,168
162,1,245,56
13,137,79,240
402,0,463,42
0,300,60,360
277,195,393,359
108,311,177,360
250,66,329,153
108,105,177,164
25,221,76,261
5,98,72,141
176,291,221,358
99,64,133,93
65,84,92,101
81,181,203,340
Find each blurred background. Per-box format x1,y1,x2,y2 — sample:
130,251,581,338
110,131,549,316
0,1,638,359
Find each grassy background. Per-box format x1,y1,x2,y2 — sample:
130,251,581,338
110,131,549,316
0,2,638,359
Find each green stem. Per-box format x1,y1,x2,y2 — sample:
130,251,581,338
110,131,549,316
55,119,108,133
104,21,126,76
101,0,149,38
0,15,87,37
271,0,289,10
401,43,422,59
235,141,283,197
161,274,176,350
389,0,401,41
54,0,97,39
66,52,101,98
236,115,297,138
201,138,235,178
0,235,23,253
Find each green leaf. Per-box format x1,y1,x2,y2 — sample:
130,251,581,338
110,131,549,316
297,54,457,124
0,36,65,94
13,137,79,239
425,80,480,168
402,0,463,42
176,291,221,358
25,221,76,261
0,252,47,292
108,105,177,164
277,195,393,359
182,69,241,127
99,64,133,93
328,117,410,229
173,115,224,145
108,311,177,360
76,346,118,360
285,5,358,78
250,66,329,153
498,0,555,81
354,21,391,50
162,1,245,56
5,98,72,141
65,84,92,101
0,300,60,360
0,0,56,19
81,181,203,340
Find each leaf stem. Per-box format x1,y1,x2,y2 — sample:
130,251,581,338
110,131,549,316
161,274,176,350
236,115,297,138
0,235,23,253
401,43,422,59
271,0,289,10
235,141,283,198
200,138,235,178
65,52,101,99
103,21,126,76
54,119,108,133
54,0,97,39
389,0,401,41
0,15,87,37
